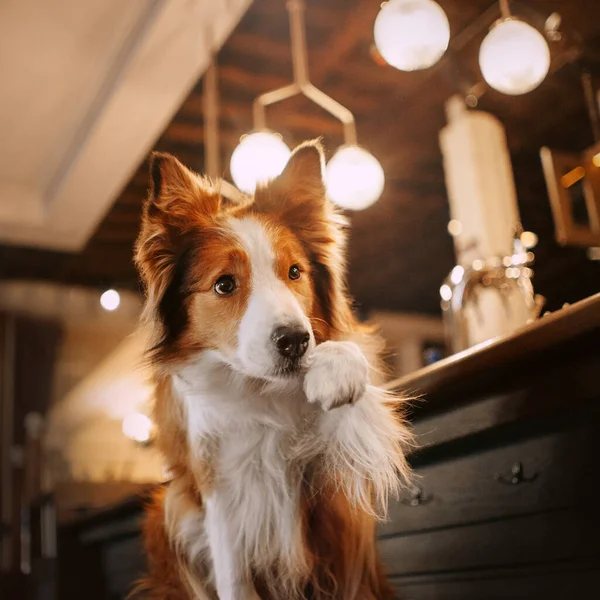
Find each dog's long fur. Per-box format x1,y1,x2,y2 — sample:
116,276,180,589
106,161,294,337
134,141,412,600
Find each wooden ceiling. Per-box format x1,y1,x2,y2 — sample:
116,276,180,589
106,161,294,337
2,0,600,315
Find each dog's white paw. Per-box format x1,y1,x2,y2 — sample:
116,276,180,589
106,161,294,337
303,341,369,411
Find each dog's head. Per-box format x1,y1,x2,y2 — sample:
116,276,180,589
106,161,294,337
135,140,354,380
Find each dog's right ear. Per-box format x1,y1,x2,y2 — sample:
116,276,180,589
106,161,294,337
135,153,220,318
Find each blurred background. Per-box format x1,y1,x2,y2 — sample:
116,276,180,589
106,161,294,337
1,0,600,598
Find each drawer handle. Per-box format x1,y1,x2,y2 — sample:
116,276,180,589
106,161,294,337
495,461,539,485
400,485,433,507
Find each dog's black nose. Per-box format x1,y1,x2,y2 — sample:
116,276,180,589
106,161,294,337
272,326,310,359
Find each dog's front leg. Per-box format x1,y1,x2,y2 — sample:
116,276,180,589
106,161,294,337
205,495,260,600
303,340,409,512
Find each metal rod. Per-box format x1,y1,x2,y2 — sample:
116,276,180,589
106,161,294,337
253,83,301,130
303,84,357,145
41,502,57,560
203,59,221,179
288,0,310,86
1,315,16,572
251,0,359,146
582,71,600,143
499,0,511,19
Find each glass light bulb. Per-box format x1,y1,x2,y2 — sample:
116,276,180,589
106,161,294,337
325,146,385,210
374,0,450,71
479,18,550,95
100,289,120,311
230,131,291,193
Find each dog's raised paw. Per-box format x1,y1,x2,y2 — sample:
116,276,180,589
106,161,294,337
303,341,369,411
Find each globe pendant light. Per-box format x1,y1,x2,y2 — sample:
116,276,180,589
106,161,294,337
230,132,291,194
230,0,384,209
479,0,550,95
326,146,385,210
374,0,450,71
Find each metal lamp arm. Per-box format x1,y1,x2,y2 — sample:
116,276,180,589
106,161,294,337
252,0,358,146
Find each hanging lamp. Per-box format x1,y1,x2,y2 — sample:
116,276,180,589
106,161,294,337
230,0,385,210
479,0,551,95
373,0,451,71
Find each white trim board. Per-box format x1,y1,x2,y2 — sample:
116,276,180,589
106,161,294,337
0,0,252,251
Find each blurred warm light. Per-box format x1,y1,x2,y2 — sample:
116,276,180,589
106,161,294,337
472,259,485,271
374,0,450,71
511,252,528,265
230,131,291,193
450,265,464,285
520,230,538,249
325,146,385,210
560,166,585,188
587,247,600,260
440,283,452,301
479,18,550,95
122,412,153,443
100,289,120,311
593,153,600,168
447,219,462,236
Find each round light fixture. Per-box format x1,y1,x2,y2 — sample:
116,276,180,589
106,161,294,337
520,230,538,249
122,412,153,444
450,265,465,285
374,0,450,71
100,289,120,311
325,146,385,210
440,283,452,302
230,131,291,194
447,219,463,237
479,18,550,95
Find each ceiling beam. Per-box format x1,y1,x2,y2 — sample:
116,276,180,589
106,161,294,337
310,0,377,85
224,32,290,66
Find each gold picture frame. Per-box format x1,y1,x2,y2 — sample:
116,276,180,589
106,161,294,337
540,142,600,247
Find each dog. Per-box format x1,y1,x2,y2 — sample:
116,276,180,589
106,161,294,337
134,140,412,600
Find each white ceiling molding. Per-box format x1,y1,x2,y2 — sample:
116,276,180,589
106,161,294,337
0,0,252,251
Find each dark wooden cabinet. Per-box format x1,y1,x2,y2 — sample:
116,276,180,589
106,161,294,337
54,296,600,599
379,295,600,599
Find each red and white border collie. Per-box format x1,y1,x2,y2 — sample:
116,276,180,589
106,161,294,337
134,140,411,600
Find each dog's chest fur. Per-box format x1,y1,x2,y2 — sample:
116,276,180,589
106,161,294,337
174,355,318,572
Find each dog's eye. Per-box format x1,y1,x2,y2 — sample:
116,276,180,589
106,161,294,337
288,265,301,281
214,275,236,296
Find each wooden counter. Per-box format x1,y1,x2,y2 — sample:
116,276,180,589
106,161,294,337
53,294,600,599
380,293,600,599
391,291,600,400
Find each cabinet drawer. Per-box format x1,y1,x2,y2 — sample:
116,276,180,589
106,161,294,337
379,507,600,577
390,562,600,600
380,424,596,537
102,536,146,598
